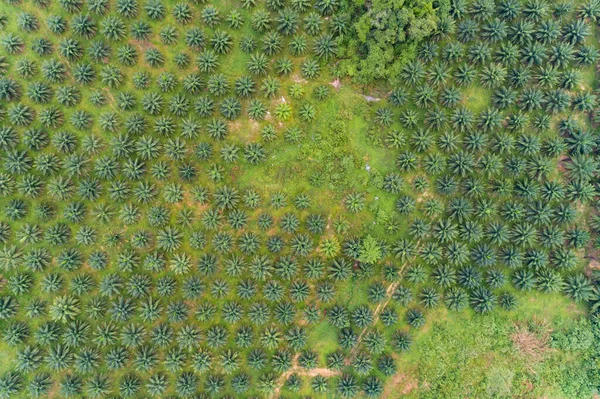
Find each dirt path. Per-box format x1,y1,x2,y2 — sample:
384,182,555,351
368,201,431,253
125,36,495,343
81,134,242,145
349,280,399,359
269,239,422,397
34,9,74,74
348,240,421,362
269,354,340,398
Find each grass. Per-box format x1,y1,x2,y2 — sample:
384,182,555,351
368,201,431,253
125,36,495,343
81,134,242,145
386,291,589,399
0,343,16,375
236,83,400,240
460,86,492,114
307,321,339,363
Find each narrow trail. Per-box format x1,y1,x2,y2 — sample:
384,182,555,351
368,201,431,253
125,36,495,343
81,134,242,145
271,240,422,397
348,240,422,362
348,280,399,360
33,9,75,75
270,354,341,398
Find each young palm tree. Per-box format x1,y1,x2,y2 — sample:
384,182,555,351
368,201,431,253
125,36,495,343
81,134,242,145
211,30,233,54
1,33,24,55
563,273,593,301
173,2,193,24
17,12,39,32
337,374,359,398
13,80,45,104
314,34,337,60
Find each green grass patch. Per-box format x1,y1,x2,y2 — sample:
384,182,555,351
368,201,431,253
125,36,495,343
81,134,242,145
386,292,590,399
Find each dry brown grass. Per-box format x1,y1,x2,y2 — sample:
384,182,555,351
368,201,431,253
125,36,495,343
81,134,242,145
511,318,552,363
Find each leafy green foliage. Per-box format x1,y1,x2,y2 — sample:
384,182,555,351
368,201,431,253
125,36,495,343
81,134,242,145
337,0,450,82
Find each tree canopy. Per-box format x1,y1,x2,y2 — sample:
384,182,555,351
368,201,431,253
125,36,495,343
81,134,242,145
338,0,450,82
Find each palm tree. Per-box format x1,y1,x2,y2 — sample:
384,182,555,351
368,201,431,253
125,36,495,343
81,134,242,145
344,192,365,213
269,58,291,77
234,76,256,97
314,34,337,59
68,63,94,87
242,53,268,77
562,19,590,45
276,8,298,36
231,373,250,393
217,97,240,120
2,320,28,346
336,374,358,398
145,373,167,396
129,20,151,40
211,30,233,54
99,16,125,41
27,373,52,397
172,2,193,24
249,9,270,33
117,374,140,397
562,273,593,301
30,37,53,57
240,36,257,54
413,84,435,108
59,374,83,397
56,86,81,107
575,45,599,67
15,11,39,32
207,73,229,97
7,102,34,127
143,0,164,18
242,100,265,123
519,88,543,111
196,4,219,26
45,342,73,371
158,24,178,44
546,89,571,114
21,297,44,322
442,286,467,310
469,287,495,313
512,268,535,291
57,38,82,62
98,66,123,91
351,352,373,376
1,33,24,55
144,48,164,67
572,91,597,112
83,41,106,62
0,77,22,105
416,287,437,309
301,58,320,79
551,247,578,270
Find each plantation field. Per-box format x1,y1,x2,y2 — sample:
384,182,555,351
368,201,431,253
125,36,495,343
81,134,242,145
2,0,600,397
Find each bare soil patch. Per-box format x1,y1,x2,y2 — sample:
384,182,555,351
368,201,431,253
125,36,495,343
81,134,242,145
130,39,153,51
228,120,242,132
557,155,569,173
363,95,381,101
382,373,418,398
293,74,308,84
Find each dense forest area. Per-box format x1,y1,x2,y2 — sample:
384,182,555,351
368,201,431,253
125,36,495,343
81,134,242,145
1,0,600,397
